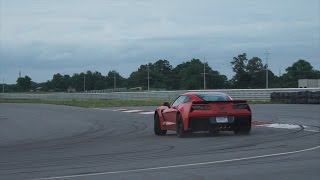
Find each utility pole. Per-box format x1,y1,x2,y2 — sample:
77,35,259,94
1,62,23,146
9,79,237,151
114,71,116,90
147,64,150,91
265,51,271,89
2,77,4,93
83,71,86,92
279,68,281,77
279,68,282,88
201,58,208,90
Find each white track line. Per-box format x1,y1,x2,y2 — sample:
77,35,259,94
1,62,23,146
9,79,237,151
31,145,320,180
139,112,154,115
256,123,301,129
302,126,320,133
113,109,128,111
93,108,110,111
122,110,144,113
304,129,320,133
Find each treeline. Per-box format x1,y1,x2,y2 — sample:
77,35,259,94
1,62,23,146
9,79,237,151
9,53,320,92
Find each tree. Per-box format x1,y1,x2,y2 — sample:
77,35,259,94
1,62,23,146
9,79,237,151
281,59,319,87
16,76,32,91
127,66,146,89
246,57,264,74
285,60,315,79
51,73,66,91
230,53,278,88
172,59,228,90
173,59,204,89
127,60,173,90
70,73,85,91
230,53,250,88
107,70,126,89
246,57,264,88
231,53,248,74
206,69,228,89
152,60,173,89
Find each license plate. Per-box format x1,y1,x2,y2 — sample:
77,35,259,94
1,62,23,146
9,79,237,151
216,117,228,123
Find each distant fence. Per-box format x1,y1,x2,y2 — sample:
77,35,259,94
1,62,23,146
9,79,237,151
1,88,320,101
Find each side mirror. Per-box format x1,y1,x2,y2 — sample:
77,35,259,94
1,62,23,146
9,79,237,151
162,102,171,107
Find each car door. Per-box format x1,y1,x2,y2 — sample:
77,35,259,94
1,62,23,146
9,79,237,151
162,96,186,130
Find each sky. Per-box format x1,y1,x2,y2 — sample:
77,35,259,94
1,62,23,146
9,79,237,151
0,0,319,84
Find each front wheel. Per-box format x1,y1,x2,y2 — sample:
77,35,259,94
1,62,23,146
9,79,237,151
154,113,167,136
176,114,186,138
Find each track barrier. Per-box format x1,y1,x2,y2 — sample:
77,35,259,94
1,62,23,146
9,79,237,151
1,88,320,102
270,91,320,104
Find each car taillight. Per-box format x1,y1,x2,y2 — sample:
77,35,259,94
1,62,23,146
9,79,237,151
191,105,211,111
233,103,249,110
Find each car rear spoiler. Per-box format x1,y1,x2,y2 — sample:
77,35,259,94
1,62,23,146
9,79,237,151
193,100,247,104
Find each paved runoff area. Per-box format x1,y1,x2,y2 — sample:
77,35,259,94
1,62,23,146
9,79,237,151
0,104,319,180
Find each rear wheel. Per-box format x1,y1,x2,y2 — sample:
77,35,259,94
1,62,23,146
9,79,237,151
234,123,251,135
176,114,186,138
234,127,251,135
154,113,167,136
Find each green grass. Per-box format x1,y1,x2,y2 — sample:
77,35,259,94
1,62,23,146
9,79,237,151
0,99,166,108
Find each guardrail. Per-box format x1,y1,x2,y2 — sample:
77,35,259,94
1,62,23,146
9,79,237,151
86,88,127,93
1,88,320,101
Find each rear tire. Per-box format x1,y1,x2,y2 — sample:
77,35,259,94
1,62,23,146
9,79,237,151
234,127,251,135
176,114,186,138
234,124,251,135
154,113,167,136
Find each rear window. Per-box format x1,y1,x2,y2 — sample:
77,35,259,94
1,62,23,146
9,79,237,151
195,94,230,101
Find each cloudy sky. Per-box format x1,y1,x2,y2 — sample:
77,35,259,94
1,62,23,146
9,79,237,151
0,0,319,84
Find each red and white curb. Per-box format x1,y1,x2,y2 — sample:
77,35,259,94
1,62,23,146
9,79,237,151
93,108,320,132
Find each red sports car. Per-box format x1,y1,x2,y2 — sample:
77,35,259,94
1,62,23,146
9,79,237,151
154,92,252,137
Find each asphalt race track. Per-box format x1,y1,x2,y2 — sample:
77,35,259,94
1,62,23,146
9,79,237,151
0,104,319,180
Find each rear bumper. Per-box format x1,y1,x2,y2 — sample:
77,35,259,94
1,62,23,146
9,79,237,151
188,116,251,132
